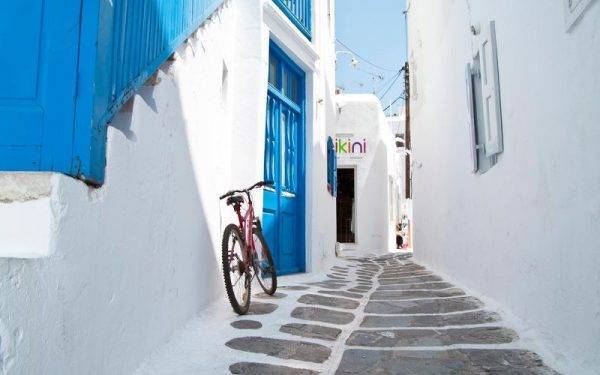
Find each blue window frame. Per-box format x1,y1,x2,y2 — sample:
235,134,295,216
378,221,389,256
0,0,224,185
272,0,312,39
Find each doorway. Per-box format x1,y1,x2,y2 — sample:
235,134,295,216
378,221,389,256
262,41,306,275
336,168,356,243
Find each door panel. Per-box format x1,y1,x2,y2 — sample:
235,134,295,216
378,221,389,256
263,42,305,275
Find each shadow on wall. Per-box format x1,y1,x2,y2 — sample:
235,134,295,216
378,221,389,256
0,2,230,374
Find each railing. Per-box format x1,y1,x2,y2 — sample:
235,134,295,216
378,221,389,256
73,0,225,183
101,0,225,124
272,0,312,39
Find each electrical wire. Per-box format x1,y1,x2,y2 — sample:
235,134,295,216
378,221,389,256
356,66,384,81
374,70,401,96
383,93,406,112
378,72,403,101
336,38,399,72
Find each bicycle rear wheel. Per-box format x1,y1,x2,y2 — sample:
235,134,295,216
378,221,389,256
252,226,277,295
222,224,251,314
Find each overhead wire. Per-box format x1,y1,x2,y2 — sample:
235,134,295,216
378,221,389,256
383,93,406,112
336,38,400,73
378,71,403,101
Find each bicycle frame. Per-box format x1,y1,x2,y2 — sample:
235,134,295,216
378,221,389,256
232,192,257,265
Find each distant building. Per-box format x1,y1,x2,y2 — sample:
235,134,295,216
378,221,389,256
334,94,403,255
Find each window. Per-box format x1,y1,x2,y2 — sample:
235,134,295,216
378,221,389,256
564,0,597,31
269,55,279,87
466,21,503,173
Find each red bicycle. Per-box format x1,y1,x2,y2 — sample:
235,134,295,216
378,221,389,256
219,181,277,314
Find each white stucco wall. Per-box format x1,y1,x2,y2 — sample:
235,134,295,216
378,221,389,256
335,94,398,254
407,0,600,373
0,0,338,373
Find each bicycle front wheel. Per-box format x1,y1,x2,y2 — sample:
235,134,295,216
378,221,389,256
252,227,277,295
222,224,251,314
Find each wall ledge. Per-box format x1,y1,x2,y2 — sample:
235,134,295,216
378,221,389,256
0,173,57,258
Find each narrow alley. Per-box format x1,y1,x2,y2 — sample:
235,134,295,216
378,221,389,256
135,253,557,374
1,0,599,374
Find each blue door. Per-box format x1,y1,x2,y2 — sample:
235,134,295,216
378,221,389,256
0,1,81,172
263,42,306,275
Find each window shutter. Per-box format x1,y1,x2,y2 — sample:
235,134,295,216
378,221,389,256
465,63,478,173
478,21,504,157
0,1,81,173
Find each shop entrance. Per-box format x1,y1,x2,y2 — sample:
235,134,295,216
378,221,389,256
336,168,356,243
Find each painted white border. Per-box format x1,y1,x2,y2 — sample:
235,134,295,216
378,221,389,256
263,1,319,72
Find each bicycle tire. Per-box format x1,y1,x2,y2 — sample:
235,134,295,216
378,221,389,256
222,224,251,314
252,226,277,295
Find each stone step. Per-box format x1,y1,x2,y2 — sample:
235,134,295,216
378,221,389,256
318,290,364,299
360,310,502,328
370,288,465,301
378,270,433,278
230,362,318,375
346,326,518,347
291,306,355,325
335,349,559,374
280,323,342,341
379,275,444,285
377,282,454,291
298,294,360,310
231,320,263,330
365,296,484,314
247,302,278,315
226,337,331,364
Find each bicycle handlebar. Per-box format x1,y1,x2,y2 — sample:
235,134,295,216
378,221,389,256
219,181,274,200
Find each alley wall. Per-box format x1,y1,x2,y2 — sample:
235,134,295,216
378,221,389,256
0,0,338,373
407,0,600,373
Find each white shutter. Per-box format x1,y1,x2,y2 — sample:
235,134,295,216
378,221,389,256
479,21,503,157
465,63,478,173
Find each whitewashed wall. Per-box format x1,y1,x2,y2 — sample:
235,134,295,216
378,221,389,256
335,94,397,254
407,0,600,373
0,0,337,373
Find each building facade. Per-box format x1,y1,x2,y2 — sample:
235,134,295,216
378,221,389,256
407,0,600,373
334,94,401,255
0,1,338,373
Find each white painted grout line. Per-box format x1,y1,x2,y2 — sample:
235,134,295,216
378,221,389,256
354,322,510,330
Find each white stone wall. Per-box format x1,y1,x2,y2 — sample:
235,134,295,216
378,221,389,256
407,0,600,373
0,0,337,373
335,94,398,254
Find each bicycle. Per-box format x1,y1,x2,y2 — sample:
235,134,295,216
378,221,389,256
219,181,278,314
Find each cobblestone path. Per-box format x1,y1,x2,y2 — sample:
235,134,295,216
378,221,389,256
135,253,559,374
227,253,558,374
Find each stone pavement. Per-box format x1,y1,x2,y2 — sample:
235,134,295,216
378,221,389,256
135,253,559,374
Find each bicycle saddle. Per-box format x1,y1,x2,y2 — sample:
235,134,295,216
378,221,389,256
226,195,244,206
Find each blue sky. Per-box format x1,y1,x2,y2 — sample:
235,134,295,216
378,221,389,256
335,0,407,114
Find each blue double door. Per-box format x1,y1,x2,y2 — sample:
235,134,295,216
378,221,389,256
263,42,306,275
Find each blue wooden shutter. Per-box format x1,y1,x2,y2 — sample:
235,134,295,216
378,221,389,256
327,136,337,196
0,1,81,172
